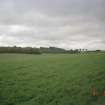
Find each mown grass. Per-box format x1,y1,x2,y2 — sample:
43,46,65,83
0,54,105,105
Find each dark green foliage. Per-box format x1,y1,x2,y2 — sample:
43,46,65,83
0,46,41,54
40,47,67,53
0,46,104,54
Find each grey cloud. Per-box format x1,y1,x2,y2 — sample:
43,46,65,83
0,0,105,50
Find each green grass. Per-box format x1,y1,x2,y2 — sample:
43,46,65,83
0,54,105,105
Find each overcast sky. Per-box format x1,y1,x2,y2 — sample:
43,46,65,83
0,0,105,50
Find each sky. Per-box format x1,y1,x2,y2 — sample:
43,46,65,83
0,0,105,50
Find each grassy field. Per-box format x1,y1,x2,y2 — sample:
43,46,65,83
0,54,105,105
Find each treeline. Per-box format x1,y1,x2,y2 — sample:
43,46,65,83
0,46,81,54
0,46,41,54
40,47,67,53
0,46,104,54
40,47,86,54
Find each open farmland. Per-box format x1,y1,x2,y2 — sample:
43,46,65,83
0,54,105,105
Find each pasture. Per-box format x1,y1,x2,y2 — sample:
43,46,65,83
0,54,105,105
